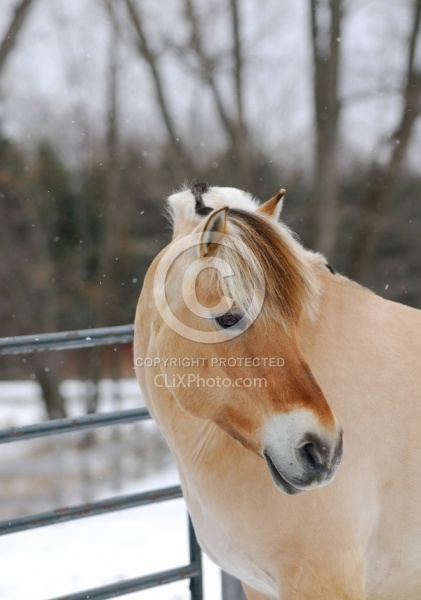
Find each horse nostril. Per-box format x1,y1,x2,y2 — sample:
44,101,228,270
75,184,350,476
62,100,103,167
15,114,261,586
297,441,326,473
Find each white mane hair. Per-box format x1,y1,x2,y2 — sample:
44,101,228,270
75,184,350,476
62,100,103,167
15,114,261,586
166,184,325,329
167,185,259,236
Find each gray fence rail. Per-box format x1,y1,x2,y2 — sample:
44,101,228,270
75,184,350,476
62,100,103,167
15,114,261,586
0,325,203,600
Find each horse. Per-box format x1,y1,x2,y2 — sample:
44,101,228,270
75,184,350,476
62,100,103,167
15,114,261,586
134,182,421,599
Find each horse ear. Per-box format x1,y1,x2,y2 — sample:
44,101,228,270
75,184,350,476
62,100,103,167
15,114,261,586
256,188,286,220
199,206,228,257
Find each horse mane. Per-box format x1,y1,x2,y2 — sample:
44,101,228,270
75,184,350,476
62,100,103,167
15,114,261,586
225,209,320,329
166,185,322,331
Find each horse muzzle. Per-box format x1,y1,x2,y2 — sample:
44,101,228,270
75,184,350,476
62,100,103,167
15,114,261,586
262,411,343,495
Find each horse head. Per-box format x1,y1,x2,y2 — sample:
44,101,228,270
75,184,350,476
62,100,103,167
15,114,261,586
141,183,343,495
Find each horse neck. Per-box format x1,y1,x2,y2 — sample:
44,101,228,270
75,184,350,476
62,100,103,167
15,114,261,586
149,384,232,476
297,269,378,367
295,267,420,419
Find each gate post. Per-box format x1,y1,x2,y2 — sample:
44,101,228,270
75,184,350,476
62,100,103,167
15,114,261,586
188,516,203,600
221,571,247,599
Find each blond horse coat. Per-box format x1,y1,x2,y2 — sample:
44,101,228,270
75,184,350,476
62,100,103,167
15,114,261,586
134,184,421,599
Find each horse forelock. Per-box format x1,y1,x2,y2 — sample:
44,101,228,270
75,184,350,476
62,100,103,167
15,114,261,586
217,209,321,330
165,186,321,330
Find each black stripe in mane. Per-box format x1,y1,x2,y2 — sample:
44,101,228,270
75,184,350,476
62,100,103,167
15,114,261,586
191,182,213,216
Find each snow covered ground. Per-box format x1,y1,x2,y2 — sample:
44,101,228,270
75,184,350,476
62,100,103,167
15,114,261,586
0,465,222,599
0,381,222,600
0,465,222,600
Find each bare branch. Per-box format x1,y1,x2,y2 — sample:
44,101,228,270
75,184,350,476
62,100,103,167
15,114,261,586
124,0,189,164
0,0,37,76
340,86,402,108
407,0,421,79
184,0,236,144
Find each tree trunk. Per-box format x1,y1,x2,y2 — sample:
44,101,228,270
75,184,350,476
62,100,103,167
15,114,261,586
229,0,252,189
34,354,67,420
310,0,342,260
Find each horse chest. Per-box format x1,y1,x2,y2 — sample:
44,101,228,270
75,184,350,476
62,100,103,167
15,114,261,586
365,526,421,599
187,496,278,597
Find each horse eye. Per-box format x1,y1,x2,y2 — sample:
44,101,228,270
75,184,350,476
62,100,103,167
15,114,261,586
215,313,241,329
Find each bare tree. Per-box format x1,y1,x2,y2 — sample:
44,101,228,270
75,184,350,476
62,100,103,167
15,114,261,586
122,0,252,184
310,0,343,259
0,0,67,419
99,0,123,307
0,0,37,76
0,167,67,419
347,0,421,282
183,0,252,185
124,0,191,167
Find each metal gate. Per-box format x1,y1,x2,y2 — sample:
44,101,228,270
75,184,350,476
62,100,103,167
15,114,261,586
0,324,203,600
